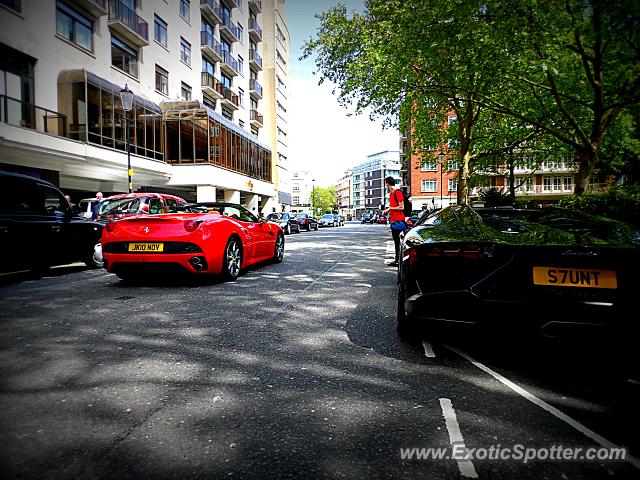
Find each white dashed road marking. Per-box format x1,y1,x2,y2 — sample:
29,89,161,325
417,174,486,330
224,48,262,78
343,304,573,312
439,398,478,478
422,340,436,358
446,345,640,470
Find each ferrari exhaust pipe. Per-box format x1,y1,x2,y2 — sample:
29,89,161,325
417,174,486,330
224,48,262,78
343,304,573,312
189,256,207,271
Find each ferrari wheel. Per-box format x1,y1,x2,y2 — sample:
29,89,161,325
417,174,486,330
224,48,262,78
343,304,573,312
273,233,285,263
222,236,242,281
285,224,291,235
313,223,318,231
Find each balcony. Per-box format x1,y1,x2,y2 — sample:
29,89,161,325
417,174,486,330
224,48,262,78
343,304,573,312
201,72,224,100
200,31,223,63
200,0,222,24
220,85,239,110
249,79,263,99
1,94,67,138
220,50,239,77
248,0,261,13
219,12,239,43
220,0,238,9
249,49,262,70
250,109,263,128
248,17,262,42
108,0,149,47
67,0,107,18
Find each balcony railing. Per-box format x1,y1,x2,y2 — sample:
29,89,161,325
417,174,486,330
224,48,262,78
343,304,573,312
199,0,222,24
249,49,262,69
249,78,263,98
220,12,239,42
108,0,149,45
221,50,239,76
220,85,239,107
248,0,261,13
200,30,223,62
201,72,224,100
250,109,263,126
1,94,67,138
248,17,262,42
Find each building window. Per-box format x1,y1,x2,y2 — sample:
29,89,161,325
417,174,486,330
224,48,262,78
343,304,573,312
292,185,299,192
238,87,244,107
292,196,299,205
421,159,437,171
276,50,287,68
154,15,168,47
181,82,191,101
179,0,190,22
448,179,458,192
543,176,552,192
421,180,437,192
237,24,243,44
251,126,259,136
111,36,138,77
448,115,457,125
276,76,286,92
239,119,245,128
180,37,191,65
237,54,244,75
221,106,233,120
56,2,93,51
276,24,286,43
203,94,216,110
221,73,232,89
553,176,563,192
155,65,168,95
563,176,573,191
447,159,458,171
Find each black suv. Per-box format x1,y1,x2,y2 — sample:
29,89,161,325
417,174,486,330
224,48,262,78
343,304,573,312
0,171,104,274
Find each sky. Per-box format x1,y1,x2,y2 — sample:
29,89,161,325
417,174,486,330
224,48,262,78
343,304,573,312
285,0,399,186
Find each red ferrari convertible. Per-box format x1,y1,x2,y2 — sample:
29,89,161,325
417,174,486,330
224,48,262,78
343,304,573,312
101,202,284,281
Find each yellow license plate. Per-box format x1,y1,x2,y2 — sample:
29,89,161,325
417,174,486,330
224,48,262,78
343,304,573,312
533,266,617,289
128,243,164,253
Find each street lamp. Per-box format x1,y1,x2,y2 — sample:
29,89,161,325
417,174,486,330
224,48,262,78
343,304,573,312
120,84,134,193
311,178,315,215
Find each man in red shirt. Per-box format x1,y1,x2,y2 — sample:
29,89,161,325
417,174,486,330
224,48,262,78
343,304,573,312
382,176,405,267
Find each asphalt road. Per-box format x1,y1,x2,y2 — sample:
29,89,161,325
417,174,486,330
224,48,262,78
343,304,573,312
0,222,638,479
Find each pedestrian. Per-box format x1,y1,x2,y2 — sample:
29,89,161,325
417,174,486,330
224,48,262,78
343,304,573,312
91,191,104,220
382,176,406,267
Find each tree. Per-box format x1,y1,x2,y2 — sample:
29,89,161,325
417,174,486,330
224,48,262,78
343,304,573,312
303,0,640,198
310,186,337,214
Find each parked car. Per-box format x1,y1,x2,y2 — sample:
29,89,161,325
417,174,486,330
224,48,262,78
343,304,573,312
334,214,345,226
319,213,338,227
376,214,388,224
267,212,300,235
293,213,318,231
0,171,104,273
396,205,640,338
102,202,284,282
77,197,101,219
361,212,375,224
96,193,189,221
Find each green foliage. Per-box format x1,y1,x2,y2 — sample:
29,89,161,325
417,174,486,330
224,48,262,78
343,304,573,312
303,0,640,196
559,186,640,226
310,186,337,215
478,188,512,207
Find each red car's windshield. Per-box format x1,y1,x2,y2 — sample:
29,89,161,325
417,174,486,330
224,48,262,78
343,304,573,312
99,198,141,216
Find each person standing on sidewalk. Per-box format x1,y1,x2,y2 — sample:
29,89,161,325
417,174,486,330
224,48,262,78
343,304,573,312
382,176,405,267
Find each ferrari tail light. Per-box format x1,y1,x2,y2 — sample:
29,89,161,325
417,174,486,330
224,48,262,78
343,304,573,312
105,221,117,232
184,220,202,232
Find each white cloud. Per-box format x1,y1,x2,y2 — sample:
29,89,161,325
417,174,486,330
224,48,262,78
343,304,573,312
288,75,399,186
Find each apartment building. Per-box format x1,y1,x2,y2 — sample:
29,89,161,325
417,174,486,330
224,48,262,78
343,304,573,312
352,150,401,217
335,168,352,218
290,169,313,213
0,0,289,212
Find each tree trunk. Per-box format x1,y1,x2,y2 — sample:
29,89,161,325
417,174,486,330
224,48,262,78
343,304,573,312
508,160,516,205
458,150,472,205
573,149,598,195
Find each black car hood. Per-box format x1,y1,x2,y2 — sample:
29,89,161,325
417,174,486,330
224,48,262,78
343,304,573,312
409,205,639,248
